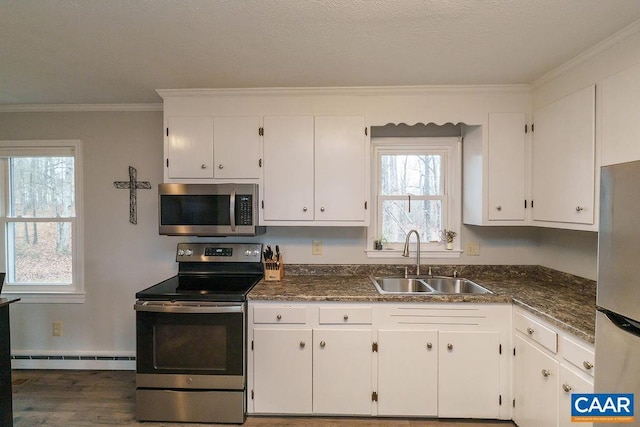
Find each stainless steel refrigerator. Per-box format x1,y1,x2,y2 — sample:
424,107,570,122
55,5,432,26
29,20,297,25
595,160,640,418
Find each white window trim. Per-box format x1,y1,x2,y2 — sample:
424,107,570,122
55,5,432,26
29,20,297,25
366,137,462,259
0,140,85,303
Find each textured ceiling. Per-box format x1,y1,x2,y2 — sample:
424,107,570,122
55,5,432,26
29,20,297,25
2,0,640,105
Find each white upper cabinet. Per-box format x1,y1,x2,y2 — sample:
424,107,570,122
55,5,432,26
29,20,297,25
531,85,596,228
314,116,367,222
601,61,640,166
262,116,315,222
166,115,214,179
164,113,260,182
213,116,261,179
262,115,368,225
463,112,527,226
487,113,527,221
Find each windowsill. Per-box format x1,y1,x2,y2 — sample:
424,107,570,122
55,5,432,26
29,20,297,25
2,292,86,304
365,249,463,259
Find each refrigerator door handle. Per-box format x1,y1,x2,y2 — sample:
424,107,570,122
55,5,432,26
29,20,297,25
601,309,640,338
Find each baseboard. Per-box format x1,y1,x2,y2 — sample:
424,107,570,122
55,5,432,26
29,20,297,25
11,353,136,370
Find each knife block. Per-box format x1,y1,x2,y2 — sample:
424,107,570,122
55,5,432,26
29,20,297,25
263,257,284,281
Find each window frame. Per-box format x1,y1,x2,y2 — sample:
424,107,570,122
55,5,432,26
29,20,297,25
368,137,462,258
0,140,84,303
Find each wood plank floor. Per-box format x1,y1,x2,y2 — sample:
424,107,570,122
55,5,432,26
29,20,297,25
11,370,515,427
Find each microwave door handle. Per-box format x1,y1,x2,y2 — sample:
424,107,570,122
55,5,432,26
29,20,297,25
229,188,236,232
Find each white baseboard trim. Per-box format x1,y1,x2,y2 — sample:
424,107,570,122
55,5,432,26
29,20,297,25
11,351,136,370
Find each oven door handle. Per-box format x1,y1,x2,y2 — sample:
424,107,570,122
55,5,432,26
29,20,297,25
134,302,244,314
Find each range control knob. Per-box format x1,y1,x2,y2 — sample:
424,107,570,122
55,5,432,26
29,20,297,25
253,250,261,257
245,250,252,256
177,249,185,256
184,249,193,256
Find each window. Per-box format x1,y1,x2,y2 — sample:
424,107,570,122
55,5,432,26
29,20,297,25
0,140,84,302
370,137,461,255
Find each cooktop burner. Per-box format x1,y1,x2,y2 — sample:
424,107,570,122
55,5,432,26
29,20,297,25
136,243,263,302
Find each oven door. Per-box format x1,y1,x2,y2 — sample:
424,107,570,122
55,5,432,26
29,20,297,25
135,301,245,390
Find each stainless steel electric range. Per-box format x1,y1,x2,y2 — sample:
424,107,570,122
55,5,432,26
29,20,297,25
134,242,263,424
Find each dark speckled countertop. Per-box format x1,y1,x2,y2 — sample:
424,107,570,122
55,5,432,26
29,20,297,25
248,265,597,344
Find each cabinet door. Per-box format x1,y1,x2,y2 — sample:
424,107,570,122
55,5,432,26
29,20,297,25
213,116,260,179
559,364,593,427
313,329,373,415
513,335,559,427
377,330,438,416
314,116,367,221
252,328,312,414
532,85,595,225
166,115,214,179
262,116,314,221
438,331,501,418
601,62,640,166
488,112,526,221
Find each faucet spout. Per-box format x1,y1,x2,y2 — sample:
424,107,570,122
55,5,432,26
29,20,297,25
402,229,420,276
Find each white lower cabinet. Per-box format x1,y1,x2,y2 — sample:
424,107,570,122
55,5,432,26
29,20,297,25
512,307,594,427
513,334,559,427
313,329,373,415
438,331,501,418
249,301,511,420
377,330,438,416
252,328,312,414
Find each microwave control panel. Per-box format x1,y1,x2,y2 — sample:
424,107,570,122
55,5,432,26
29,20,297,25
236,195,253,225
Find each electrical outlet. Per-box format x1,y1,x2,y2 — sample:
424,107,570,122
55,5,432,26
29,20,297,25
311,240,323,255
52,321,63,337
466,242,480,256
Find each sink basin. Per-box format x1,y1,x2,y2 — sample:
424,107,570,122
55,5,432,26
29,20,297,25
423,277,492,295
370,276,492,295
370,277,432,294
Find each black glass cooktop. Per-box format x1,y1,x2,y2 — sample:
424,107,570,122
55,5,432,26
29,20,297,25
135,274,262,302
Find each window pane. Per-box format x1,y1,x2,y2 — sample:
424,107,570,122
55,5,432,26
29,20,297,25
381,199,442,243
10,157,75,217
380,154,442,196
10,222,72,283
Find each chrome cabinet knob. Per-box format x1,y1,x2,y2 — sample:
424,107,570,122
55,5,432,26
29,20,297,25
276,314,282,320
496,206,502,211
447,343,453,351
303,207,308,212
426,342,433,350
201,164,207,169
583,361,594,370
320,207,325,212
562,383,572,393
320,341,326,348
576,206,584,212
527,327,535,335
299,341,305,348
218,164,224,169
542,369,551,377
343,314,349,321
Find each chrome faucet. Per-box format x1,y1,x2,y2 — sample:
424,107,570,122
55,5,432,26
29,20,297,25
402,229,421,276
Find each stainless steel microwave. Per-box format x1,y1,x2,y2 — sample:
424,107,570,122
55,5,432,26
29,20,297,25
158,183,265,236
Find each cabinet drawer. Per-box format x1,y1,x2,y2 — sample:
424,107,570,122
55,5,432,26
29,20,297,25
514,311,558,353
562,336,595,377
318,307,372,325
253,306,307,324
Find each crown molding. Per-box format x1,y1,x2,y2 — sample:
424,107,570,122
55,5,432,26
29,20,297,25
156,84,531,99
0,103,163,113
531,18,640,88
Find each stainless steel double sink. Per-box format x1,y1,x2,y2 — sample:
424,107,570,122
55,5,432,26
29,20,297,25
370,276,492,295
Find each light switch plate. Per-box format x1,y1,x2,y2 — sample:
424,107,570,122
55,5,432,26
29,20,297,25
312,240,323,255
466,241,480,256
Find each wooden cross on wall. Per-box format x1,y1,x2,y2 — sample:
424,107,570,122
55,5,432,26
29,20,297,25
113,166,151,224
